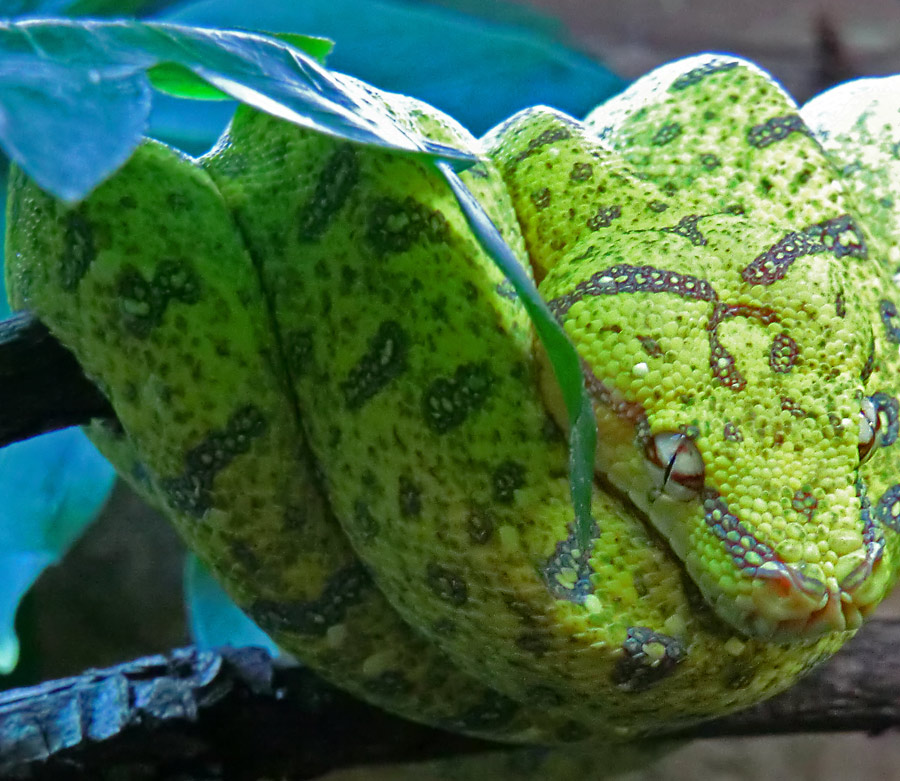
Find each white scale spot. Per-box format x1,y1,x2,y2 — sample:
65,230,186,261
634,362,649,377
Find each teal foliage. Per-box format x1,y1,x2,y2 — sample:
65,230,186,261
163,0,625,135
0,432,115,673
184,555,281,657
0,18,476,201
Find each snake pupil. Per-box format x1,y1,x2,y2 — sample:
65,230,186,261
645,432,705,500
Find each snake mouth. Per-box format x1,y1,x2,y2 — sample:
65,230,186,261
743,547,888,639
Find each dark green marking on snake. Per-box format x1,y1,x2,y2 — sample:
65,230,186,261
160,405,267,516
247,562,373,637
425,562,468,606
352,500,380,543
117,259,202,337
515,629,551,657
746,114,811,149
769,333,799,373
285,328,314,375
362,669,414,699
398,475,422,518
587,205,621,230
492,461,526,504
699,153,721,170
466,505,495,544
611,627,686,692
741,215,867,285
525,684,564,709
662,214,706,246
512,124,574,165
723,658,757,690
569,161,593,181
530,187,551,210
365,195,450,255
880,300,900,344
422,362,493,434
228,537,263,573
669,59,738,90
446,690,520,734
341,320,409,409
651,122,682,146
543,521,600,603
60,209,96,291
297,144,359,241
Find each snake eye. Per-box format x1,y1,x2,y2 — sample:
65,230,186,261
859,396,881,465
644,432,705,501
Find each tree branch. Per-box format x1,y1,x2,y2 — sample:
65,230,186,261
0,312,114,446
2,621,900,780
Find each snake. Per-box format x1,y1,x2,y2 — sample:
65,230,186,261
6,53,900,746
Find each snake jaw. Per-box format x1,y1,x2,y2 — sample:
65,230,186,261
740,550,889,639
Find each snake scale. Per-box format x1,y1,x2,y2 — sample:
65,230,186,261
6,53,900,746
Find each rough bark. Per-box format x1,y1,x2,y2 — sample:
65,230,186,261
1,623,900,780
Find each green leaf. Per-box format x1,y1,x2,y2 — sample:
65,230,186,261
268,32,333,64
440,163,597,551
146,32,333,99
147,62,231,100
0,19,476,201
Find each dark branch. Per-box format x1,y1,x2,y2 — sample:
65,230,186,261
3,622,900,779
0,311,114,446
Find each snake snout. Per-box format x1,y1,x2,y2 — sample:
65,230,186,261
745,549,888,639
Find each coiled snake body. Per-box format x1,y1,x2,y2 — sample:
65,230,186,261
6,54,900,744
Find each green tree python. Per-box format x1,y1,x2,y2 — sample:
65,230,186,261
6,53,900,746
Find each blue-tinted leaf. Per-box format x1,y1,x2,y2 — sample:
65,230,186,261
162,0,625,135
184,554,280,657
0,55,151,202
0,430,116,672
146,33,332,99
0,19,476,201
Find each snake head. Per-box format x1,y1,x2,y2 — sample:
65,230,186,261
538,256,898,641
499,54,900,642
